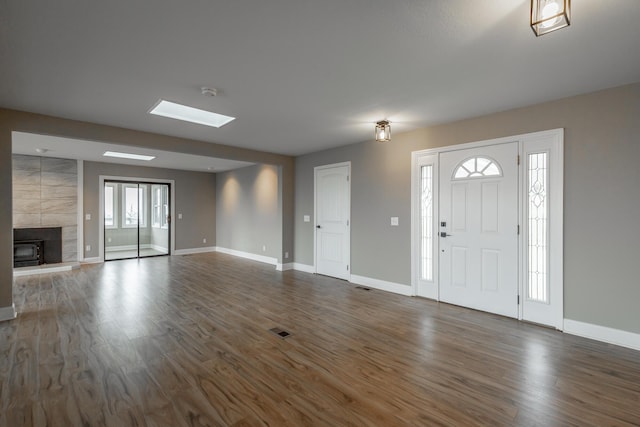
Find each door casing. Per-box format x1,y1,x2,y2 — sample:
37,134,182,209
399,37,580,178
411,129,564,329
98,175,176,262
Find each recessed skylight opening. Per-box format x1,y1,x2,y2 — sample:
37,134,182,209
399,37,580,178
103,151,156,161
149,100,236,128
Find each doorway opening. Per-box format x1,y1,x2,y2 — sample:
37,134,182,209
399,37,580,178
411,129,564,329
102,179,171,261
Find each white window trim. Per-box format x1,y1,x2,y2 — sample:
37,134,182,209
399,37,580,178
152,184,169,229
104,182,118,229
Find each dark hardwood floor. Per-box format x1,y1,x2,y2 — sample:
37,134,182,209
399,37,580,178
1,253,639,426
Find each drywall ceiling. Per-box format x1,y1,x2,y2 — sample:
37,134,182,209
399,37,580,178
12,132,253,173
1,1,640,156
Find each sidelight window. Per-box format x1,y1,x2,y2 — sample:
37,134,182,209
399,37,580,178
527,152,549,303
420,165,434,281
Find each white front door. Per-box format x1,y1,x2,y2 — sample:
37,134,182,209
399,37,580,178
315,163,350,280
439,142,519,318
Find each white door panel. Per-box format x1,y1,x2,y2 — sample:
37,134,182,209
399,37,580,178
439,143,518,318
315,164,350,280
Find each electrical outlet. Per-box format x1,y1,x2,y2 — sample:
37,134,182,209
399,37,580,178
203,238,207,244
85,245,91,252
285,251,289,259
262,245,266,252
107,238,111,243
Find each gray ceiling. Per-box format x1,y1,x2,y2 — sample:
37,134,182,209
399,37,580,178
2,0,639,157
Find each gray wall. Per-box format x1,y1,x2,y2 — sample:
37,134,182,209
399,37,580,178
84,161,216,257
216,164,280,259
295,82,640,334
12,155,78,262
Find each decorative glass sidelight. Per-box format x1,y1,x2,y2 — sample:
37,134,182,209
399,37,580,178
527,152,549,303
420,165,434,281
453,156,502,179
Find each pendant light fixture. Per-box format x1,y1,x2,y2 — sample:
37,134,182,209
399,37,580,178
531,0,571,36
375,120,391,142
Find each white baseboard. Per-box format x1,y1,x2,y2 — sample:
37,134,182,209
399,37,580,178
105,244,140,252
350,274,413,296
293,263,315,273
276,263,294,271
150,244,168,252
81,257,102,264
0,304,17,322
173,247,217,256
563,319,640,351
215,247,278,266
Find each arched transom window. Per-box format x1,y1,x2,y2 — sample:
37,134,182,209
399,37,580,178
453,156,502,179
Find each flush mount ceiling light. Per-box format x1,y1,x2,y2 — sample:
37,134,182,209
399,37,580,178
149,100,235,128
103,151,156,161
531,0,571,36
375,120,391,142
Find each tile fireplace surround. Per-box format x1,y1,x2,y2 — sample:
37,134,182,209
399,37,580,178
12,154,78,263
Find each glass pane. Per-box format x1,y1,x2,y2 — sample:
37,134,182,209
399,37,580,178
455,168,470,179
527,152,549,303
453,156,502,180
152,185,161,228
148,184,169,257
484,163,501,176
104,186,114,227
124,186,139,226
476,157,491,171
420,165,433,281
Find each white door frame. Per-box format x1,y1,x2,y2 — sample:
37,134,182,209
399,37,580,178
411,129,564,329
313,161,351,280
98,175,176,262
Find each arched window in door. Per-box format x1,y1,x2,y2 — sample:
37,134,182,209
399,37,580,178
453,156,502,179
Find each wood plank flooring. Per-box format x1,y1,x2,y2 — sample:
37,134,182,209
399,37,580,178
1,253,639,426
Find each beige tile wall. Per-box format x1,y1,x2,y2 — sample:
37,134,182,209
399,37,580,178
12,155,78,262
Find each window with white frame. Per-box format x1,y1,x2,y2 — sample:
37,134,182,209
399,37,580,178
104,183,118,229
152,185,169,229
122,184,146,228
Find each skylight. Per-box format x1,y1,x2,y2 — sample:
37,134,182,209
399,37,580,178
149,100,236,128
103,151,156,161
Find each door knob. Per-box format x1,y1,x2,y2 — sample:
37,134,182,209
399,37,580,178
440,232,452,237
316,225,321,229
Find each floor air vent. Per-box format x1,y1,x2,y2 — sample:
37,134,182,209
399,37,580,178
269,327,291,339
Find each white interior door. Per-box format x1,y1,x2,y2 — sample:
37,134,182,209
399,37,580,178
315,163,350,280
439,143,519,318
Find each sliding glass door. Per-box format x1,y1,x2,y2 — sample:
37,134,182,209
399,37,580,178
104,180,170,260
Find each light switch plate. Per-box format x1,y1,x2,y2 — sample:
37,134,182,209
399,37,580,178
304,215,310,222
178,213,183,219
85,213,91,221
391,217,399,226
